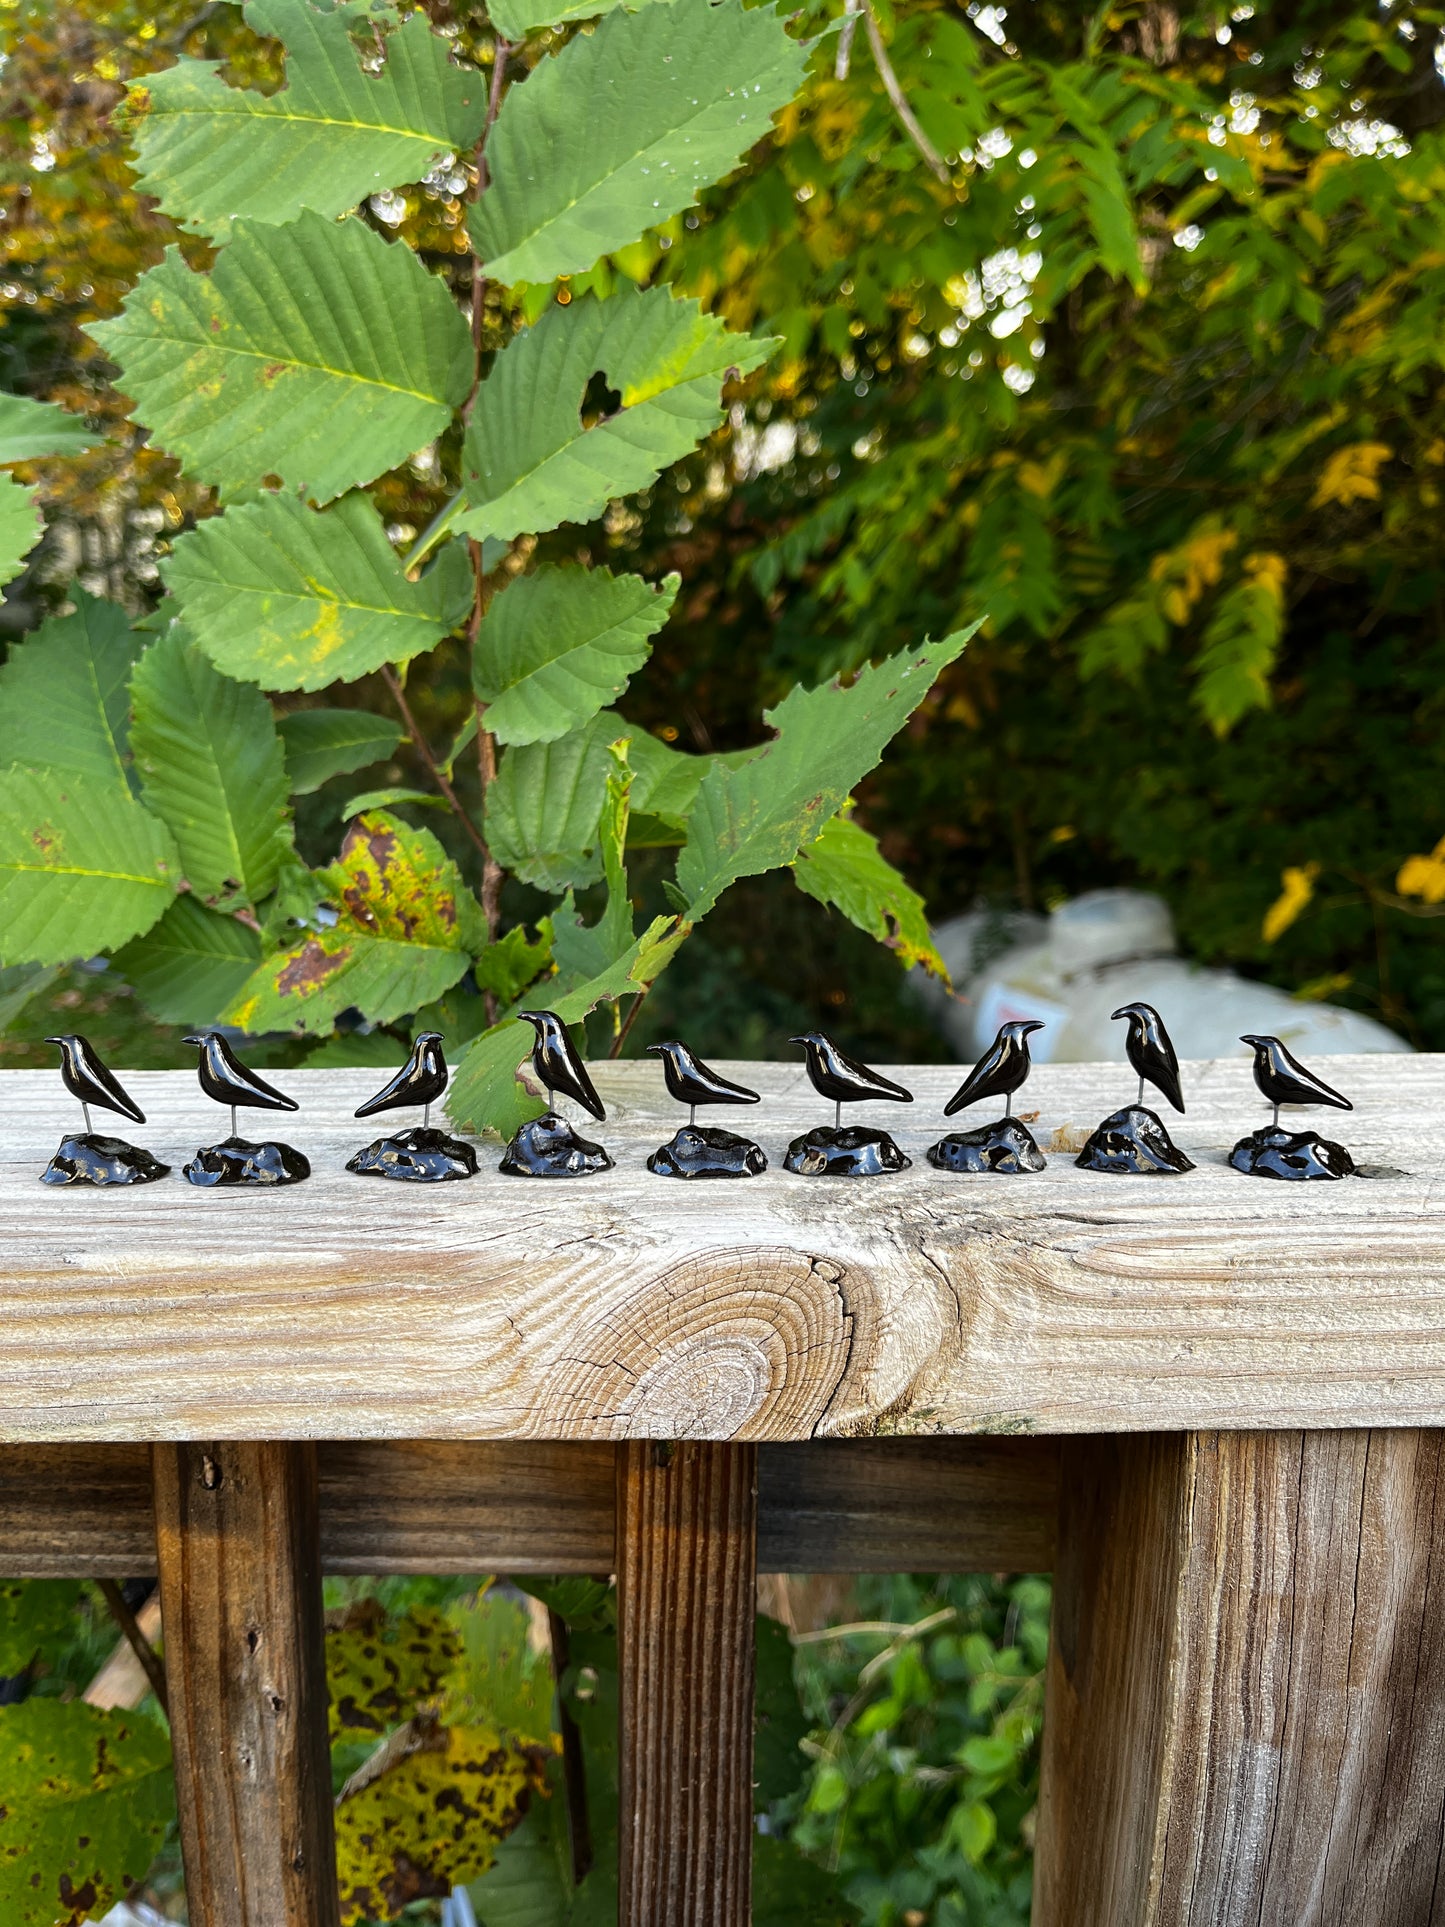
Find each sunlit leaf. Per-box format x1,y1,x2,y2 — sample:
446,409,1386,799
0,473,43,590
128,0,487,238
114,895,262,1024
0,590,139,790
792,812,946,978
0,393,99,462
88,214,471,502
326,1599,463,1746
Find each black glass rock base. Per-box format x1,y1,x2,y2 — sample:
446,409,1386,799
783,1124,911,1177
40,1132,170,1187
647,1124,767,1180
499,1112,613,1178
1076,1105,1194,1176
347,1126,478,1183
183,1136,310,1187
927,1117,1045,1175
1229,1125,1355,1181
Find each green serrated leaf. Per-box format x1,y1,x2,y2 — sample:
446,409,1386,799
792,811,946,979
445,1590,556,1748
458,289,773,543
225,811,479,1033
326,1599,462,1745
676,627,976,919
484,712,618,891
473,921,552,1004
0,1580,83,1675
341,785,448,817
0,393,99,462
166,493,472,693
128,0,487,239
278,708,405,793
0,473,43,589
0,589,140,790
471,0,807,287
334,1720,547,1926
0,1700,174,1927
487,0,663,41
0,770,179,966
130,630,291,907
446,912,683,1135
550,740,635,985
88,214,471,503
114,895,262,1024
627,730,762,826
475,565,677,746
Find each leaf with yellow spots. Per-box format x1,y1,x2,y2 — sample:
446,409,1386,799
164,492,471,694
223,811,484,1034
333,1715,549,1925
0,1700,173,1927
1311,441,1392,508
1397,836,1445,905
1262,862,1319,943
326,1599,463,1746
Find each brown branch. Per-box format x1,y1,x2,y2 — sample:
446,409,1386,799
547,1609,594,1884
861,0,950,184
380,664,491,867
96,1580,169,1718
608,982,652,1059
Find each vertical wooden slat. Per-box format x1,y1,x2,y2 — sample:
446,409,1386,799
152,1441,340,1927
1034,1428,1445,1927
616,1440,758,1927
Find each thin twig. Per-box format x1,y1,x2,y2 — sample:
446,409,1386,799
95,1581,169,1717
861,0,951,184
608,983,652,1059
380,664,491,866
835,0,862,80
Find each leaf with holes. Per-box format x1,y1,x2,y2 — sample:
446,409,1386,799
334,1719,549,1926
326,1600,463,1746
457,289,773,543
114,895,262,1025
278,709,406,793
0,1700,174,1927
87,213,471,502
446,913,684,1135
0,473,42,590
475,565,678,746
0,393,99,462
126,0,487,239
165,492,471,692
0,770,179,966
130,630,291,906
792,811,946,979
677,628,975,919
0,590,140,791
471,0,807,287
224,811,482,1034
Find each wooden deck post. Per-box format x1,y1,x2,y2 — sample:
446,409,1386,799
1034,1428,1445,1926
152,1441,340,1927
616,1440,758,1927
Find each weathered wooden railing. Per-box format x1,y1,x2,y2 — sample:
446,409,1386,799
2,1054,1442,1926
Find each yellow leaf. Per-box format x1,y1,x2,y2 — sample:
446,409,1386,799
1397,835,1445,905
1311,442,1393,508
1148,520,1237,624
1262,862,1319,944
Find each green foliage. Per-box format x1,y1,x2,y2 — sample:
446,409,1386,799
128,0,488,238
458,289,774,542
0,1699,174,1927
130,628,292,906
0,591,139,788
327,1599,463,1744
793,812,947,980
165,493,472,693
474,565,679,747
0,393,98,461
278,708,406,794
0,472,42,588
471,0,807,287
88,213,471,502
114,894,261,1024
0,1580,82,1675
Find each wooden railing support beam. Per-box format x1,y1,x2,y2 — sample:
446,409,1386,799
152,1441,340,1927
617,1440,758,1927
1034,1428,1445,1926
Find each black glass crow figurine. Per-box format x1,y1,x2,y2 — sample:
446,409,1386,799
181,1031,309,1186
40,1033,170,1186
1229,1034,1355,1180
499,1011,613,1177
645,1040,766,1178
347,1032,477,1182
927,1020,1047,1175
783,1031,913,1176
1076,1002,1193,1176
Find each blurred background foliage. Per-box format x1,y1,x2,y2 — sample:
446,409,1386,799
3,0,1445,1066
